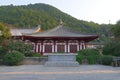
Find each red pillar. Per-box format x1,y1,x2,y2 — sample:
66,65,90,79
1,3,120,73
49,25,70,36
66,40,68,53
41,41,43,55
84,42,86,49
79,41,80,50
34,43,37,53
38,43,40,53
54,40,56,53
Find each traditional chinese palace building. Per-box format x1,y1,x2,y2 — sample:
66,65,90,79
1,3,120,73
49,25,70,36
11,23,98,55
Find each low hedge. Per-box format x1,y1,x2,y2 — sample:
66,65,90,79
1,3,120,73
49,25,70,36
31,53,43,57
76,55,113,65
78,49,99,56
76,55,100,64
100,55,113,65
76,49,114,65
77,49,100,64
3,51,24,66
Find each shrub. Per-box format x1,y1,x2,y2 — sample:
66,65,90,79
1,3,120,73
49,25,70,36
1,40,33,57
78,49,99,56
3,51,24,66
76,49,100,64
31,53,42,57
87,55,100,64
76,55,85,64
100,55,113,65
76,54,100,64
77,49,114,65
0,47,7,59
103,41,120,56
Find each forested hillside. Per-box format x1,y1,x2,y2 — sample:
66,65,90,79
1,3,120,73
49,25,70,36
0,3,113,42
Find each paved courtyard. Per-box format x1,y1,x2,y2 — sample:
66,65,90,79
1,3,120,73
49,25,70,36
0,65,120,80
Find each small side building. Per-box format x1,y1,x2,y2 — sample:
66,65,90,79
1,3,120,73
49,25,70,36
86,42,104,49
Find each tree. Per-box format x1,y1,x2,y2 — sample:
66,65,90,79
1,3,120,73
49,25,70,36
0,22,11,44
111,20,120,41
3,51,24,66
1,40,33,57
102,41,120,56
102,21,120,57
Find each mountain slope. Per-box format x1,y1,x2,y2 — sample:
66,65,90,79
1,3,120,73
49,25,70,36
0,3,100,31
0,3,112,42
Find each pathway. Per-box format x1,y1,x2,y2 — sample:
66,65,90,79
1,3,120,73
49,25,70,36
0,65,119,80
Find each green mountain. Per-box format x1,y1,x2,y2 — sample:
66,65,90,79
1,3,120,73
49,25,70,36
0,3,112,42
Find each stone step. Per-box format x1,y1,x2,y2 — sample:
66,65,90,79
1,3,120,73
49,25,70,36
44,61,79,67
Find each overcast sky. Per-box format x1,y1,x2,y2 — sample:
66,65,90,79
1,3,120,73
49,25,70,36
0,0,120,24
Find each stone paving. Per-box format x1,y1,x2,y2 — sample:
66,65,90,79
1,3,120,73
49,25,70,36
0,65,120,80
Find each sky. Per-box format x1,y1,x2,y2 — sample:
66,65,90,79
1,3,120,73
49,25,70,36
0,0,120,24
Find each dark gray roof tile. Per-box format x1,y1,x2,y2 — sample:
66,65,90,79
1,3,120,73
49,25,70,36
24,25,98,37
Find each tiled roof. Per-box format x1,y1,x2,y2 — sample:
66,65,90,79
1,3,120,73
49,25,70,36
24,25,98,37
11,28,35,36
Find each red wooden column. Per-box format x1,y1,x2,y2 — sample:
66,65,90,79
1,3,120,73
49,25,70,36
38,43,40,53
54,40,56,53
79,41,81,50
84,42,86,49
34,42,37,52
66,40,68,53
81,41,85,50
40,41,43,55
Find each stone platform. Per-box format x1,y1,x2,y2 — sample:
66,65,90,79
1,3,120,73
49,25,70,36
44,53,79,67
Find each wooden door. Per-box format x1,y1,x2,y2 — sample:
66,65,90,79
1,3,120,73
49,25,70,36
70,45,77,53
44,45,52,53
57,45,65,53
